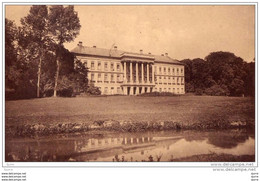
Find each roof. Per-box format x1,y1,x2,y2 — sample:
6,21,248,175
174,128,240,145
71,45,183,65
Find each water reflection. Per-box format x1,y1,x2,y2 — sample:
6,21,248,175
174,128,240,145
5,129,254,162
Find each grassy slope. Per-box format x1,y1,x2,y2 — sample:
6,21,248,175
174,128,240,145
5,96,255,127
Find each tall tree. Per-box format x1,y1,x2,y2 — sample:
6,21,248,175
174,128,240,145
19,5,50,97
48,5,81,97
5,18,17,67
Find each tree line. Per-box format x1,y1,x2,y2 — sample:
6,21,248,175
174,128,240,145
181,52,255,97
5,5,89,100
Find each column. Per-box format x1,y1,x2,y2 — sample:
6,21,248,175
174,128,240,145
123,86,127,95
141,87,145,93
147,64,149,83
124,62,127,83
147,87,151,93
152,64,155,83
130,87,133,95
141,63,144,83
130,62,133,83
136,86,140,95
136,62,139,83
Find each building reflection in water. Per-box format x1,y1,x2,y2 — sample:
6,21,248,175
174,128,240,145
5,129,254,162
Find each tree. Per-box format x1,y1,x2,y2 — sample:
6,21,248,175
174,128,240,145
205,51,247,96
48,5,81,97
5,18,17,67
19,5,50,98
5,18,18,91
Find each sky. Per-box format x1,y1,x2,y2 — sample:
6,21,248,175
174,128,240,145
5,5,255,62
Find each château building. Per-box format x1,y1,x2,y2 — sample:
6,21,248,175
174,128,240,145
71,42,185,95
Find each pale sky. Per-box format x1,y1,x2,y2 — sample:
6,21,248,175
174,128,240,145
5,5,255,62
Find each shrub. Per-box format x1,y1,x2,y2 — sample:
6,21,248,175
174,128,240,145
205,84,230,96
86,84,101,95
195,88,203,95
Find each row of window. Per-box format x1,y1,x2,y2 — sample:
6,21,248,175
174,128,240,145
156,76,184,83
86,60,184,76
154,87,184,93
89,61,121,72
155,66,184,75
91,73,123,82
103,87,122,94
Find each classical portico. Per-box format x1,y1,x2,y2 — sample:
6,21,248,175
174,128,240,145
121,53,155,95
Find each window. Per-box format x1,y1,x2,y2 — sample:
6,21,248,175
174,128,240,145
168,88,171,92
159,88,162,92
116,63,120,71
173,88,175,93
173,77,175,84
164,67,166,73
177,68,179,74
172,68,175,75
104,74,108,82
154,66,157,74
177,88,179,93
117,87,121,94
98,73,101,82
104,62,108,71
91,73,94,81
98,62,101,70
164,88,167,92
168,68,170,74
111,74,114,82
111,63,114,71
117,74,120,82
91,61,95,70
181,68,183,74
104,87,108,93
159,67,162,74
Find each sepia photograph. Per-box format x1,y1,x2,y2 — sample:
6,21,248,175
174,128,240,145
4,4,255,164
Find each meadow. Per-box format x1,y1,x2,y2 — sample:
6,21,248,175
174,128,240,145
5,95,255,137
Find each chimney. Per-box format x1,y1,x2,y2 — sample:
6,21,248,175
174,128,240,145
161,54,164,56
78,41,83,46
93,45,96,48
114,46,117,50
148,52,151,55
165,53,168,56
140,49,143,54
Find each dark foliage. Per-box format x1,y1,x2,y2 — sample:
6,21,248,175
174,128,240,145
85,84,101,95
181,51,255,97
5,6,86,100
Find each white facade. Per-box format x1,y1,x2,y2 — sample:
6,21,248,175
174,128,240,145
71,43,185,95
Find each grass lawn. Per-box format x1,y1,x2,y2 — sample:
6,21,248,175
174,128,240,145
5,95,255,128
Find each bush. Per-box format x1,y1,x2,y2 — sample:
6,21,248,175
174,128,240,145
195,88,203,95
86,84,101,95
58,87,74,97
205,85,230,96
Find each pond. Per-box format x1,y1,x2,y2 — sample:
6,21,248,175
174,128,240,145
5,129,255,162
